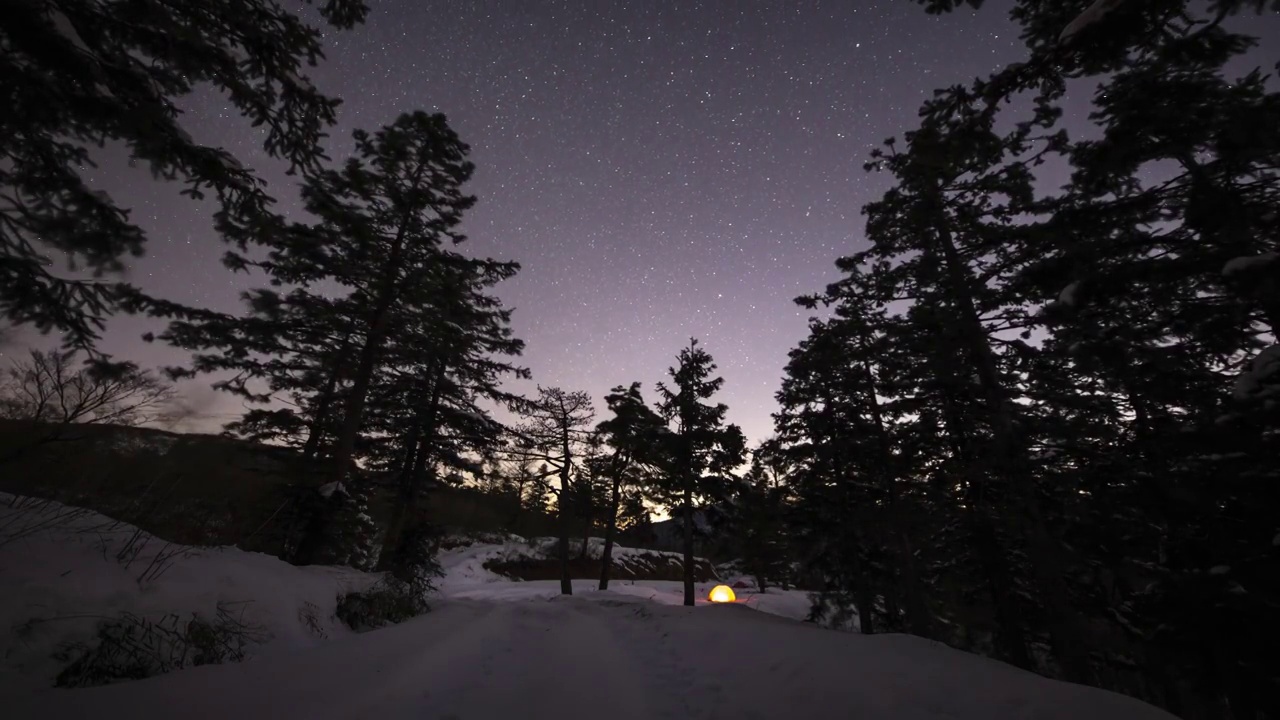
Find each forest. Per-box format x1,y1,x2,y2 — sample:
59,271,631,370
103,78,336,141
1,1,1277,719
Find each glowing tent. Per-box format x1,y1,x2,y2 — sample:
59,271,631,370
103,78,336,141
707,585,736,603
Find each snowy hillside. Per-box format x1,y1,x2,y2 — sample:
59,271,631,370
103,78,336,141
0,494,378,694
0,494,769,694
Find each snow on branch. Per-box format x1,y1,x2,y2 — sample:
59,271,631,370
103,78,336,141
1059,0,1127,44
1222,252,1278,278
1233,345,1280,402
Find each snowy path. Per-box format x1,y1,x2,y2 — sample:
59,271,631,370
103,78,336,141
11,593,1173,720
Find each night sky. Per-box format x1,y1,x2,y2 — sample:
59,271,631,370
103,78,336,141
15,1,1276,442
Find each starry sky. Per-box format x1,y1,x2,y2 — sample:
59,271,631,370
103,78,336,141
22,0,1273,443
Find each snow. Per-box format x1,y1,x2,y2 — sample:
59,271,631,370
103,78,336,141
436,534,811,621
435,534,545,590
8,596,1175,720
441,576,819,625
1208,565,1230,576
46,6,94,57
1233,345,1280,402
1058,282,1081,307
316,481,344,498
1059,0,1128,44
436,533,716,592
1222,252,1278,277
3,498,1178,719
0,494,377,695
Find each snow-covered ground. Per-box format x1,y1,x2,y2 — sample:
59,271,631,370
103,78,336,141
2,496,1177,719
10,596,1174,720
437,535,816,620
0,494,377,695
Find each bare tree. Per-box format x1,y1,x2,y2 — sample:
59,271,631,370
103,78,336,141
508,386,595,595
0,349,177,427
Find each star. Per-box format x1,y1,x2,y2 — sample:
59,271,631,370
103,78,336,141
92,0,1036,442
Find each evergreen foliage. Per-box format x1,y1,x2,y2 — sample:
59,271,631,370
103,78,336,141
652,339,746,606
1,0,367,354
146,112,526,571
779,2,1280,717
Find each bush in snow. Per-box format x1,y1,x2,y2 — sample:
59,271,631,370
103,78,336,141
337,520,442,632
804,590,860,633
297,601,327,640
52,602,268,688
334,579,420,632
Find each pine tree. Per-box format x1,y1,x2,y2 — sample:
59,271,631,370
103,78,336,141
859,72,1106,670
149,112,526,572
2,0,368,353
776,281,936,636
825,1,1280,714
728,442,792,593
510,386,596,595
594,382,665,590
360,254,528,565
984,1,1278,713
282,111,480,501
652,339,746,606
1022,3,1279,713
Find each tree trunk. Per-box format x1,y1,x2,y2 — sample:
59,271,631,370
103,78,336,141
294,224,414,566
883,585,901,631
509,475,528,528
377,415,420,572
329,293,395,481
930,204,1092,683
970,511,1034,669
682,484,695,606
557,416,575,595
380,362,445,571
859,358,932,637
896,532,934,638
599,475,622,591
302,344,349,463
579,495,591,561
327,161,423,486
931,347,1031,660
558,470,573,596
856,582,877,635
398,420,422,480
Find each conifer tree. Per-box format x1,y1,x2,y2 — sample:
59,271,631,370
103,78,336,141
1022,2,1279,712
510,386,596,595
281,112,479,501
594,382,665,590
727,441,792,593
797,1,1280,714
777,278,938,635
361,255,528,564
150,112,526,572
2,0,368,353
652,339,746,606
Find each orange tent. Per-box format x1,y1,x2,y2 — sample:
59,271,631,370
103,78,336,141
707,585,736,603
